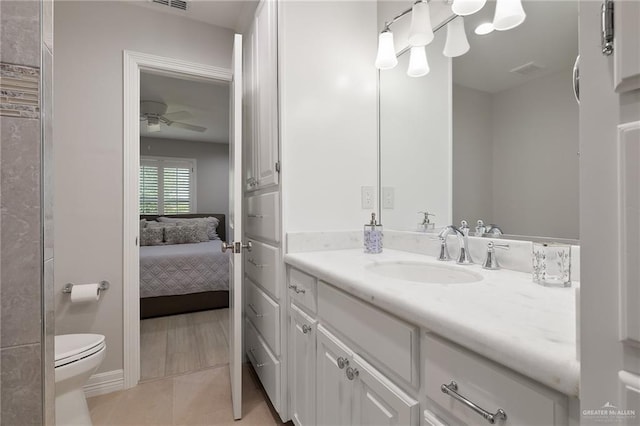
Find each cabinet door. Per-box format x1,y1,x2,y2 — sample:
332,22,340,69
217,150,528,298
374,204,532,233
351,354,419,426
254,0,279,190
316,325,353,426
290,304,317,426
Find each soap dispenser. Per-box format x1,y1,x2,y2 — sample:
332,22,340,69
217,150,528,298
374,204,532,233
364,213,383,254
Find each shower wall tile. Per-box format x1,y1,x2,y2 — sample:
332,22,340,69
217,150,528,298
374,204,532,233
0,63,40,118
0,0,40,68
1,343,43,426
0,116,42,347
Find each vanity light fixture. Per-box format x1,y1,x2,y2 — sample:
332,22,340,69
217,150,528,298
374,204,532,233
451,0,487,16
493,0,526,31
443,17,470,57
375,30,399,69
474,22,495,35
376,0,524,76
407,46,430,77
408,0,434,47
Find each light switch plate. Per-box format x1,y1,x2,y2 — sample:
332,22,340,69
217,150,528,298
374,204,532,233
361,186,374,209
382,187,394,209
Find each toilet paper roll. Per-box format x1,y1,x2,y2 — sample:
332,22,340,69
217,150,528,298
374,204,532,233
70,283,101,303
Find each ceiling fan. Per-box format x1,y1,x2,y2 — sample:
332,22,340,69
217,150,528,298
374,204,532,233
140,101,207,133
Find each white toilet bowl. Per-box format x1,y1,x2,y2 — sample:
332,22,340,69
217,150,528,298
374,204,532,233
55,334,106,426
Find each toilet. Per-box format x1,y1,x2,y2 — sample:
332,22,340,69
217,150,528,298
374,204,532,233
55,334,106,426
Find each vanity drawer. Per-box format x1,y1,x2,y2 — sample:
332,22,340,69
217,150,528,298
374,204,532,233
245,318,281,412
288,268,317,313
318,281,419,387
423,333,568,426
245,240,279,300
246,192,280,243
246,277,280,355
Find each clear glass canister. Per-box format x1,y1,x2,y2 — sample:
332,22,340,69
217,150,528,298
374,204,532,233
532,242,571,287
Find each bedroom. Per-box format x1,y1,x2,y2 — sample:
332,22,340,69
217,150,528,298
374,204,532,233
138,71,231,380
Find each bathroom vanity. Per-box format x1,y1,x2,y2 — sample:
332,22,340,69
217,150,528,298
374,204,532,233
278,248,579,426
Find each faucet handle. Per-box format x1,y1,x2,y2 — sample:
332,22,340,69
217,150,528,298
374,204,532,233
483,241,510,270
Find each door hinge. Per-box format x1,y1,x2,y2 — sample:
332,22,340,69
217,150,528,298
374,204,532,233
601,0,614,56
275,161,280,173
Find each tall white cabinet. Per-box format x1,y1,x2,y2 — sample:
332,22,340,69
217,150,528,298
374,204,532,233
242,0,285,421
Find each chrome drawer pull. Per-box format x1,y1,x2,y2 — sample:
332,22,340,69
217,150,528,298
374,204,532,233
248,303,263,318
248,214,265,218
302,324,312,334
441,381,507,424
247,258,265,268
248,347,266,368
346,367,359,381
337,357,349,369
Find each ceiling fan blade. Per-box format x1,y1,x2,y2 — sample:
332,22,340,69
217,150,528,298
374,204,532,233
168,121,207,133
162,111,192,121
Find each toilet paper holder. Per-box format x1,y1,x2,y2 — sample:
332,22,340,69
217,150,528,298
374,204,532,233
63,281,110,294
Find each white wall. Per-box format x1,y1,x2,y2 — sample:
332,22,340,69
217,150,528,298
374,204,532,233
141,137,229,215
54,1,234,373
491,68,579,239
452,84,493,226
380,34,452,231
280,1,379,233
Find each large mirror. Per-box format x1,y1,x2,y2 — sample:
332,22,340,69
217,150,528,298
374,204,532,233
379,1,579,241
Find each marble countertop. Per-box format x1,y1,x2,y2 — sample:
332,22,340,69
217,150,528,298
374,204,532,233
284,248,580,397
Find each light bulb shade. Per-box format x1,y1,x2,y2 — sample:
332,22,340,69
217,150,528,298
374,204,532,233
408,1,434,46
407,46,430,77
375,31,398,69
451,0,487,16
443,18,470,57
493,0,526,31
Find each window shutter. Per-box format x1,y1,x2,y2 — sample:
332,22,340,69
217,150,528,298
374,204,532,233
163,163,192,214
139,164,159,214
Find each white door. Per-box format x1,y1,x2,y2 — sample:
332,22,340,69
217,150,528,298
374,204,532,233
350,354,419,426
580,1,640,424
225,33,246,421
290,304,317,426
316,325,353,426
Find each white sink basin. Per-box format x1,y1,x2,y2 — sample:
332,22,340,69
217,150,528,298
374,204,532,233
367,261,483,284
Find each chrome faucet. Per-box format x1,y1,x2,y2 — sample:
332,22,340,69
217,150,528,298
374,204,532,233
438,221,474,265
486,224,504,236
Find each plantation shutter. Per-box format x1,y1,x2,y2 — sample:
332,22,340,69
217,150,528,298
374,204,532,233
139,157,195,214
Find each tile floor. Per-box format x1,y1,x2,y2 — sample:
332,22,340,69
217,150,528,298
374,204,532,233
88,364,287,425
140,309,229,381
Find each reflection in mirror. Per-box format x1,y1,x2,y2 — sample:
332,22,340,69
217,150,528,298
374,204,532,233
379,1,579,241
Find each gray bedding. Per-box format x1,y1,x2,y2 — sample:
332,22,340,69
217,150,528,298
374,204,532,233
140,240,229,298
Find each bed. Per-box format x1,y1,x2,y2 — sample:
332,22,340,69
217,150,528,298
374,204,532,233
139,214,229,319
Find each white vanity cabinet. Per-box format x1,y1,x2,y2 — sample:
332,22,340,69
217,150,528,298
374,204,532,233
315,325,420,426
289,303,317,426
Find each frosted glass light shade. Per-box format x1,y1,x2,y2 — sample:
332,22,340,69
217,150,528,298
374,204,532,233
443,18,470,57
407,46,430,77
493,0,526,31
375,31,398,69
408,1,434,46
451,0,487,16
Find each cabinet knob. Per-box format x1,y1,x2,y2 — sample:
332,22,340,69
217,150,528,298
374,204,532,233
295,287,306,294
302,324,312,334
336,357,349,369
346,366,359,380
288,284,298,291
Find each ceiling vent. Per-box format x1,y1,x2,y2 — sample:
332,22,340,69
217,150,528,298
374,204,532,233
510,61,546,76
152,0,187,12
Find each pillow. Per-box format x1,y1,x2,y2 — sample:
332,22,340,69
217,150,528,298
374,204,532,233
158,216,220,240
176,220,209,242
164,224,200,245
140,227,163,246
146,221,175,229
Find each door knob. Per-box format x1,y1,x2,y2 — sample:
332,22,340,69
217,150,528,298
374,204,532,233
221,241,252,253
221,242,234,253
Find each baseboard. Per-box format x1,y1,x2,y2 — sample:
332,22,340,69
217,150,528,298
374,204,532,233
83,369,124,398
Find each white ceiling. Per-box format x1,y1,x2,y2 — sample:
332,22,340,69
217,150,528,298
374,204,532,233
140,72,230,143
128,0,258,32
452,1,579,93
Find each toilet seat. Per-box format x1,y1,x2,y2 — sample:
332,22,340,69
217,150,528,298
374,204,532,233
55,334,106,368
